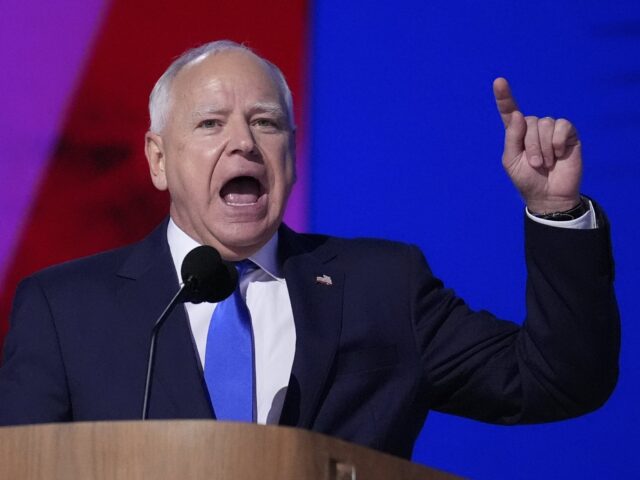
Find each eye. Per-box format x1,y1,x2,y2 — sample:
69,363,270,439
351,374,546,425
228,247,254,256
252,118,280,130
198,119,222,129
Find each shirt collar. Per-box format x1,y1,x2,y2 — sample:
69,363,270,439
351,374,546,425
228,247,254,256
167,218,282,283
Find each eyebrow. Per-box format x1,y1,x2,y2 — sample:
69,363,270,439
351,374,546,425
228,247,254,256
191,102,287,120
192,105,229,119
249,102,287,117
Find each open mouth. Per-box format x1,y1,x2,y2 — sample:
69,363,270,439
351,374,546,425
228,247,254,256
220,176,265,206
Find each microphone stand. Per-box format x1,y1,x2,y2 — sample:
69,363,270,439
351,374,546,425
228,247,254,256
141,283,189,420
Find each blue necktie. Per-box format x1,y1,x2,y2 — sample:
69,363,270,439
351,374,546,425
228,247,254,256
204,261,255,421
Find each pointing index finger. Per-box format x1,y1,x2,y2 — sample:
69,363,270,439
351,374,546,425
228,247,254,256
493,77,520,128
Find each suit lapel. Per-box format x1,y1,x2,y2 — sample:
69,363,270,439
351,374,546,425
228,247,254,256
278,226,344,429
116,221,213,419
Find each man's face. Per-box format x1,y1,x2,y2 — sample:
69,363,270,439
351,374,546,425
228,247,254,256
146,50,295,260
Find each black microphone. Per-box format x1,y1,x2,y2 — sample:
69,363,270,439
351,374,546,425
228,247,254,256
181,246,238,303
141,245,238,419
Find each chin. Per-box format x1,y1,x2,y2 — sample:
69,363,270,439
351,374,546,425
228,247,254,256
214,222,275,257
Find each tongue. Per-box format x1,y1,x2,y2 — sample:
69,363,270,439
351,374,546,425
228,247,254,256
220,177,261,205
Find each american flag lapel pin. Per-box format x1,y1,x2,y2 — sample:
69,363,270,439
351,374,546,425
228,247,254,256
315,274,333,286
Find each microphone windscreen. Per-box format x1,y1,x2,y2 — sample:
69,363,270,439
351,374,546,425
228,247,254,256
180,245,238,303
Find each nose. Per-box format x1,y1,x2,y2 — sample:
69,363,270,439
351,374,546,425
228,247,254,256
226,117,258,157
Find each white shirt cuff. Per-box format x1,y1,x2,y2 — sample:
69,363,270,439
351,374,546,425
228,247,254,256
526,199,597,230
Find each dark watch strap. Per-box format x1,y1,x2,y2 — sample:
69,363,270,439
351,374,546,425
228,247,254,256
531,198,590,221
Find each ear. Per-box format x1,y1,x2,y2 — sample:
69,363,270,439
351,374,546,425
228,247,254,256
145,131,168,191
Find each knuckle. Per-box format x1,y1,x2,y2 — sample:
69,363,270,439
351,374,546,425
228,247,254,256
539,117,555,127
525,142,541,153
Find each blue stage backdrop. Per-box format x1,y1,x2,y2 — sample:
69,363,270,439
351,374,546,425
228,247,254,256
310,1,639,478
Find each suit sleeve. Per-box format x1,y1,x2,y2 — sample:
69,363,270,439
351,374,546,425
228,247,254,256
0,276,71,425
412,210,620,424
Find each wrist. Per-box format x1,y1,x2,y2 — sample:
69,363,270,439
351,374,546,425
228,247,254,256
527,196,582,216
529,196,589,221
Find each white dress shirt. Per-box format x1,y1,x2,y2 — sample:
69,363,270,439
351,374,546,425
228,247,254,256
525,199,597,229
165,203,595,424
167,220,296,424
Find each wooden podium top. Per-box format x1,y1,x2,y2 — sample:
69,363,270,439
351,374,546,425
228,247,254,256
0,421,461,479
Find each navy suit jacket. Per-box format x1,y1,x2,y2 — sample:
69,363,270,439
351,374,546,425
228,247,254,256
0,216,619,459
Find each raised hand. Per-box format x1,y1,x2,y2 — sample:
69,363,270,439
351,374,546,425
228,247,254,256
493,77,582,214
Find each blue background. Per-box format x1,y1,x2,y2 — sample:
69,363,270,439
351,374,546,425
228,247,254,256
310,1,639,478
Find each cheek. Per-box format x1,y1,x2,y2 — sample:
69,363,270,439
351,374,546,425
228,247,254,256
169,141,219,179
165,148,210,201
263,139,295,181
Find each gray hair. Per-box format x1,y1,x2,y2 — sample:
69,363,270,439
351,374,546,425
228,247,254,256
148,40,295,133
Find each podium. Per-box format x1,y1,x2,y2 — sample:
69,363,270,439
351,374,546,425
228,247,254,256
0,421,460,479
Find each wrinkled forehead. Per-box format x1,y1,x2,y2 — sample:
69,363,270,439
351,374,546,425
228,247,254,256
170,50,285,109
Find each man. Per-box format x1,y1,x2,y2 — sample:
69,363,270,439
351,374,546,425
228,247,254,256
0,40,619,459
